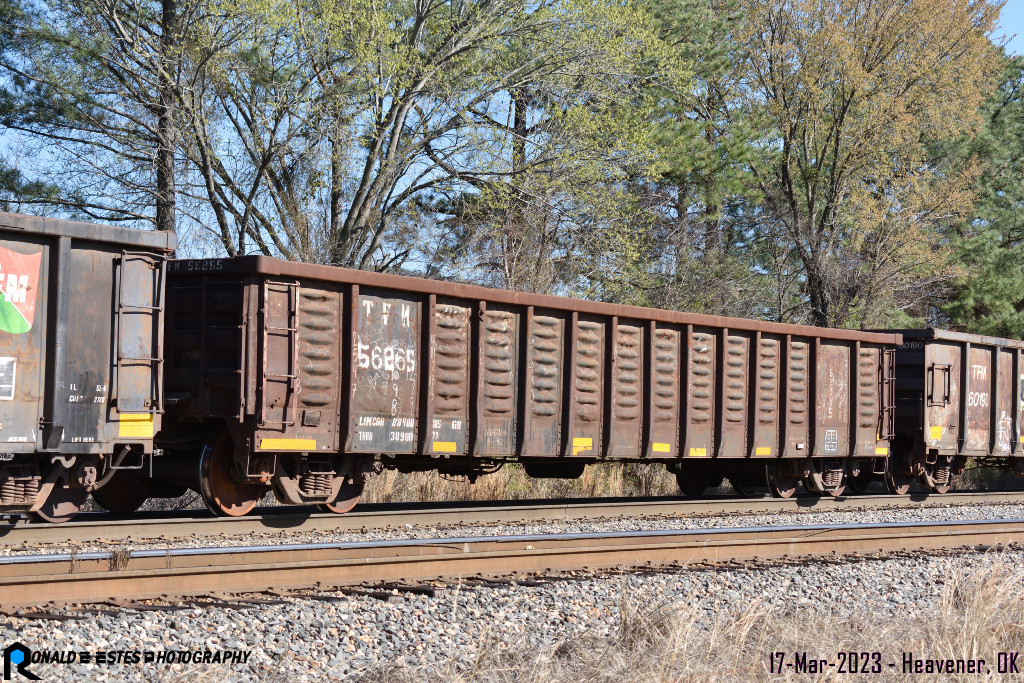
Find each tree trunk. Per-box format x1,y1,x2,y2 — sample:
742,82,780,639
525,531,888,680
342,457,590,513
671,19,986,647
156,0,177,235
329,131,348,265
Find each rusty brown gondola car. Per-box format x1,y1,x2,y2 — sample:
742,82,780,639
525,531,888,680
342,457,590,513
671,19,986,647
0,213,174,522
152,255,902,516
878,329,1024,495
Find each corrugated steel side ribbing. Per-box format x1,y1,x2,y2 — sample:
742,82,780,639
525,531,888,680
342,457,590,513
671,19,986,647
166,256,901,463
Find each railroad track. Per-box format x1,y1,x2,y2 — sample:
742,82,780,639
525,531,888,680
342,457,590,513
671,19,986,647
2,491,1024,544
1,519,1022,610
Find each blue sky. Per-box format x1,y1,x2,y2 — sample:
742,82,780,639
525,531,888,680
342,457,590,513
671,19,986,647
1002,1,1024,54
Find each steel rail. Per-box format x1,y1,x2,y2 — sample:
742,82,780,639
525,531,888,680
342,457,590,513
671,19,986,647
3,491,1024,545
1,519,1023,609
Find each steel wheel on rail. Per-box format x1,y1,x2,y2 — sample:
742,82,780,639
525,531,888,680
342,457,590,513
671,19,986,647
92,469,151,513
730,478,762,498
847,469,874,495
884,461,913,495
676,471,708,498
199,431,266,517
318,479,365,514
766,461,798,498
28,483,89,524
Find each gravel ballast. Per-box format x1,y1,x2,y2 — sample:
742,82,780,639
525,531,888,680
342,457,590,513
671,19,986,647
5,502,1024,556
2,547,1023,681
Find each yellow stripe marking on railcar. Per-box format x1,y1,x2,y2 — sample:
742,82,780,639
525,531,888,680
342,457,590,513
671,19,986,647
875,446,889,455
118,413,154,438
572,437,593,455
259,438,317,451
755,446,771,456
929,425,943,441
433,441,457,453
689,447,707,457
652,442,671,453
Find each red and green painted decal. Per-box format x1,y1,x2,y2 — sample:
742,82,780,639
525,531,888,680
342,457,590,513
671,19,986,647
0,246,42,335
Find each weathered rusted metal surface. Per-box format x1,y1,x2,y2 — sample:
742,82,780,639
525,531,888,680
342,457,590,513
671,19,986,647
0,213,173,509
165,255,901,467
891,328,1024,459
347,288,421,453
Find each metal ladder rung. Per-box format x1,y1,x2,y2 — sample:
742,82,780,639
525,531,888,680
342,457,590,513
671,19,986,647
258,279,301,429
114,251,166,415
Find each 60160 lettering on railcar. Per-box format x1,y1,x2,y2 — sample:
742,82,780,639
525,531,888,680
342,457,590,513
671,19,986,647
2,213,1023,523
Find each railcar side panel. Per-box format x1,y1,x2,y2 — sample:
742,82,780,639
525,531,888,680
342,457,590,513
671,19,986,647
965,345,992,453
253,281,344,455
474,304,519,456
565,314,604,459
0,234,49,450
891,329,1024,460
717,331,750,458
997,348,1015,454
751,333,782,457
517,309,565,457
607,319,643,457
683,326,716,459
926,341,960,451
645,323,681,458
346,288,422,454
783,337,811,457
814,342,851,458
165,257,901,471
426,298,471,456
854,344,883,457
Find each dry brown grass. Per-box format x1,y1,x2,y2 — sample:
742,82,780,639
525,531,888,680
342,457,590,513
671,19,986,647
95,462,685,513
361,463,682,504
367,557,1024,682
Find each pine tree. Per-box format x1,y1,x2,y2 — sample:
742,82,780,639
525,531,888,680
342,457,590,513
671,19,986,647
942,54,1024,336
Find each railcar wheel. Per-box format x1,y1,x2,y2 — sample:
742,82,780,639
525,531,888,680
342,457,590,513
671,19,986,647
848,469,874,495
318,480,365,514
884,466,912,495
676,471,708,498
199,432,265,517
822,479,846,498
92,470,151,513
766,462,798,499
28,484,89,524
731,479,761,497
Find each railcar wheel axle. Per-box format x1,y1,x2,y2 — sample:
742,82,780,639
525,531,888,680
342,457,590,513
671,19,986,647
676,471,708,498
199,432,266,517
28,483,89,524
767,461,798,499
848,469,874,494
884,464,913,495
92,469,151,514
318,479,365,514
